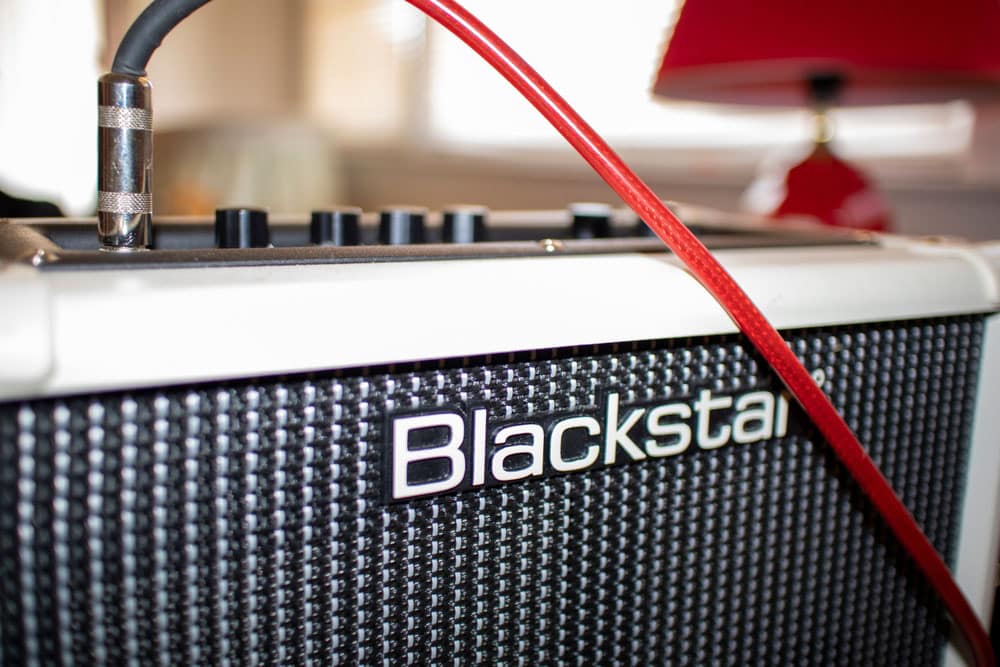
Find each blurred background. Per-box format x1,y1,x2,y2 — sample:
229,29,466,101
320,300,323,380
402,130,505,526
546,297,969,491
1,0,999,238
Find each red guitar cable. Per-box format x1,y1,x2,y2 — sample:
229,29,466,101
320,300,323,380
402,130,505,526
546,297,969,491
409,0,993,663
112,0,993,663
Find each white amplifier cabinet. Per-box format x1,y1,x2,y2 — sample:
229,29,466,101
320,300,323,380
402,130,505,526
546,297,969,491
0,213,997,665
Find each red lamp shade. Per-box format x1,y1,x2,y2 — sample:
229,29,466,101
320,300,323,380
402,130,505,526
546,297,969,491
653,0,1000,107
652,0,1000,232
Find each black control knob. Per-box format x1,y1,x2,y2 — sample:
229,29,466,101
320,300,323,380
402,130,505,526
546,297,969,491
442,205,488,243
311,207,362,246
635,201,681,237
570,202,612,239
379,207,426,245
215,207,270,248
634,218,657,237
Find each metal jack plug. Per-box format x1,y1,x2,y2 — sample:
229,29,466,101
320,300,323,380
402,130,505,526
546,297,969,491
97,73,153,251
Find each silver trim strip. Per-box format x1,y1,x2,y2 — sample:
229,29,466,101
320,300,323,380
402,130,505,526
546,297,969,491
97,192,153,215
98,105,152,131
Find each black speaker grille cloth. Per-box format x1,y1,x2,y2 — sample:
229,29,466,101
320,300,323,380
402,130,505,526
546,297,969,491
0,316,984,666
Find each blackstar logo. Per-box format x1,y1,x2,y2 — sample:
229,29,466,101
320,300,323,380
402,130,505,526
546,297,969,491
385,389,792,503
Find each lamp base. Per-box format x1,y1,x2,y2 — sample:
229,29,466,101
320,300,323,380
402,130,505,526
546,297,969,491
769,142,892,232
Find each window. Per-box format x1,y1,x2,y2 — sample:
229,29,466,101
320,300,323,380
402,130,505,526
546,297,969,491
424,0,972,158
0,0,102,214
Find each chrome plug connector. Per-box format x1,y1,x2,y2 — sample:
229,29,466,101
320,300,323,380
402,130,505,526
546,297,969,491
97,73,152,250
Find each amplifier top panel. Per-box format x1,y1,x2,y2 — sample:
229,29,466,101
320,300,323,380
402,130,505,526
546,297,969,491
0,203,865,270
0,205,997,400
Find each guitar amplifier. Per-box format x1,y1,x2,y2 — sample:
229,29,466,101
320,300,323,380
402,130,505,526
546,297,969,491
0,209,998,665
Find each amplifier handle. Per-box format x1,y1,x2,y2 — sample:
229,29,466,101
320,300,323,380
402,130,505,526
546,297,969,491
104,1,994,663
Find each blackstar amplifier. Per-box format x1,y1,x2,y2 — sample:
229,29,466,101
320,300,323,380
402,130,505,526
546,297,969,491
0,209,998,665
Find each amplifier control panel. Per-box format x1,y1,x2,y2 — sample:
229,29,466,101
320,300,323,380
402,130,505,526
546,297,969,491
0,203,866,271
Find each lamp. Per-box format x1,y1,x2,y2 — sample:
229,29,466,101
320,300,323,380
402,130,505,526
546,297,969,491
652,0,1000,231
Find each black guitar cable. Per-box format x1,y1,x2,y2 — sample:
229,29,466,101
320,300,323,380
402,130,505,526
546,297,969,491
112,0,210,76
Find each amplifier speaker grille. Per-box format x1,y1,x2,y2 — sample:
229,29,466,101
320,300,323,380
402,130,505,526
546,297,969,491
0,316,984,665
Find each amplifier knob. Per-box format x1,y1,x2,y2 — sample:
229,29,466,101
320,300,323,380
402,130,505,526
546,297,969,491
634,218,657,237
570,202,613,239
442,205,488,243
379,207,427,245
215,207,270,248
635,201,682,237
311,207,362,246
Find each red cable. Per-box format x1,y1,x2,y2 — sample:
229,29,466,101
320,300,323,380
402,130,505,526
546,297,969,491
408,0,995,663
